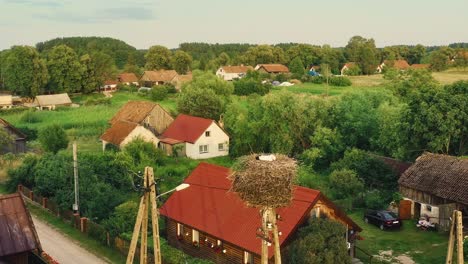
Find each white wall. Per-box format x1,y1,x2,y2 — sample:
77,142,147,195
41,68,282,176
120,126,160,148
420,203,439,224
185,122,229,159
216,68,241,81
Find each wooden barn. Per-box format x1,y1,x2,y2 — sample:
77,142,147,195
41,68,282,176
34,93,72,110
0,95,13,109
160,163,362,264
398,153,468,231
140,70,178,87
101,101,174,149
0,193,42,264
0,118,27,154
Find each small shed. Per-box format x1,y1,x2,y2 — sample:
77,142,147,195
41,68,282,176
0,95,13,109
0,118,27,154
0,193,42,263
34,93,72,110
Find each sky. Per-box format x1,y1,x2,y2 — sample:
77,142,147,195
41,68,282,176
1,0,467,50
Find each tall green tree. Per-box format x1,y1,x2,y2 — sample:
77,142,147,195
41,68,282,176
429,49,450,71
289,57,305,78
3,46,48,97
407,44,426,64
345,36,379,75
38,124,69,154
47,45,83,93
171,50,192,74
144,45,172,70
80,54,100,93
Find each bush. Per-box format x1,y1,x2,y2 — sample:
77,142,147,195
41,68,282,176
343,65,361,76
364,190,387,210
233,79,271,96
329,76,352,86
20,109,41,123
6,154,39,191
329,169,364,200
274,73,289,82
83,97,111,106
38,124,69,153
150,86,169,101
103,201,138,236
309,76,325,84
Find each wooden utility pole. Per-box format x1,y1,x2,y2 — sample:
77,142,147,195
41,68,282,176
445,210,464,264
72,142,79,213
261,209,269,264
126,167,162,264
270,208,281,264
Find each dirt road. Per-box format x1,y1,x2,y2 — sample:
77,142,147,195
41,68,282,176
32,215,109,264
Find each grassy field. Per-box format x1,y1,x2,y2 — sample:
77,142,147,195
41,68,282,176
349,212,449,264
274,83,385,96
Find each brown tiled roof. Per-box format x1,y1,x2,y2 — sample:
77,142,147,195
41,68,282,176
104,80,118,85
0,118,26,139
172,72,193,83
118,73,139,83
256,64,289,73
221,65,253,74
410,64,430,69
384,59,410,70
35,93,72,107
140,70,178,82
110,101,157,125
0,193,41,256
100,120,137,145
398,153,468,204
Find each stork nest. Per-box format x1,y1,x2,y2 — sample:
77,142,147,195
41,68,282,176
229,154,297,208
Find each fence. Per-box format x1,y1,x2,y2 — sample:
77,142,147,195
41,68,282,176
17,185,156,262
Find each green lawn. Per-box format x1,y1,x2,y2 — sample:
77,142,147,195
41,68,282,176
349,211,449,264
272,83,385,96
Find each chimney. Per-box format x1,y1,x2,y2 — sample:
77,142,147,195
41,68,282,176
218,115,224,129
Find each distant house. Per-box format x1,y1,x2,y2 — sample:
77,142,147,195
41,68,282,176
118,73,139,86
398,153,468,231
171,72,193,91
100,120,159,150
410,64,430,70
159,114,229,159
160,163,362,264
140,70,178,87
101,80,118,92
34,93,72,110
0,118,27,154
340,62,358,76
0,193,42,264
0,95,13,109
254,64,289,74
216,65,253,81
376,59,410,73
101,101,174,149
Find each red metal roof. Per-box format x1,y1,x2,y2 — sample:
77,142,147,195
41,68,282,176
0,193,41,257
161,114,214,144
160,163,321,258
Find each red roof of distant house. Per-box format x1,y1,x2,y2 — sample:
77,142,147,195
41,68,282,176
104,80,118,85
118,73,139,83
161,114,214,144
140,70,178,82
160,163,361,258
384,59,410,70
0,193,41,257
342,62,357,69
100,120,137,145
256,64,289,73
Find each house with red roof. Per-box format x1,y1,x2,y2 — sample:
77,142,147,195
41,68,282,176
117,72,139,86
376,59,411,73
340,62,359,76
254,64,289,74
159,114,229,159
101,80,118,92
160,163,362,264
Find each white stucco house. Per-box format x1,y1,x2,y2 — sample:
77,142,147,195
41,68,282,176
100,120,159,150
159,114,229,159
216,65,253,81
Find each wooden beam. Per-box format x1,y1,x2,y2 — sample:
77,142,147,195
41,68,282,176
456,211,464,264
149,167,162,264
261,209,269,264
271,208,281,264
140,169,149,264
446,211,456,264
126,195,146,264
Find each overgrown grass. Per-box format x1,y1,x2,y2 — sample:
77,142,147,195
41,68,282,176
349,211,449,264
27,201,126,264
272,83,383,96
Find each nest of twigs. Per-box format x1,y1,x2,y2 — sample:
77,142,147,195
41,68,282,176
229,154,297,208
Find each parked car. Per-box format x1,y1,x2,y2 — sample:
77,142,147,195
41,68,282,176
364,210,402,230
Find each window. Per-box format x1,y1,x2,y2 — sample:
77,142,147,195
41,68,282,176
205,131,211,137
218,143,224,151
177,223,184,236
244,251,253,264
192,230,199,246
426,205,432,212
199,145,208,154
217,240,222,247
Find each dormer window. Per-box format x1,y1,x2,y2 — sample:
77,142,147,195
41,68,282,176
205,131,211,137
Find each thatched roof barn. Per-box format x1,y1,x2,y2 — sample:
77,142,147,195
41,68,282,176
34,93,72,110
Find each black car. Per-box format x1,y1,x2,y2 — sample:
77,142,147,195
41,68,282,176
364,210,402,230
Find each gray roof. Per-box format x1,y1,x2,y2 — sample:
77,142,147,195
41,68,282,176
35,93,72,106
0,95,12,106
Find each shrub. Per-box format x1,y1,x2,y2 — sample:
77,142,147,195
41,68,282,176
6,154,39,191
20,109,41,123
309,76,325,84
38,124,69,153
150,86,169,101
329,76,352,86
343,65,361,76
329,169,364,200
364,190,387,210
233,79,271,96
16,126,38,140
274,73,289,82
103,200,139,236
83,97,111,106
